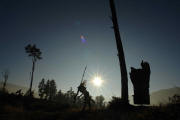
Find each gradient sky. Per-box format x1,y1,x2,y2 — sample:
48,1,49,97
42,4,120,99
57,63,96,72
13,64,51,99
0,0,179,100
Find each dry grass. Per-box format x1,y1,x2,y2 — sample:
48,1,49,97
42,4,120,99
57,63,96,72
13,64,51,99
4,105,24,113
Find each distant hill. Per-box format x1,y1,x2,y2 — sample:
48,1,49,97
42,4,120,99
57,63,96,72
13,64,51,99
0,82,28,93
129,87,180,105
0,82,38,97
150,87,180,105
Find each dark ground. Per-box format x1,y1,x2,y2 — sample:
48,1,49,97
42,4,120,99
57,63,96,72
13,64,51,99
0,92,180,120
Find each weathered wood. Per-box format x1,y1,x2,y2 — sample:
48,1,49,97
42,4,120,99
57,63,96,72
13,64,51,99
109,0,129,104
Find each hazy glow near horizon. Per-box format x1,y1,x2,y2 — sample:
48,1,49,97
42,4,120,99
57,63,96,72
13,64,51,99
92,76,103,87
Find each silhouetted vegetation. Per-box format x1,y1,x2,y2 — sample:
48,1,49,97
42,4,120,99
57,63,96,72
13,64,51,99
169,94,180,104
25,44,42,96
1,69,9,92
0,0,179,119
95,95,105,109
0,90,179,120
38,78,46,99
38,78,57,101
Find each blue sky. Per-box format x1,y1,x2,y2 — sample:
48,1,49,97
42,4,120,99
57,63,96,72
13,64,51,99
0,0,179,100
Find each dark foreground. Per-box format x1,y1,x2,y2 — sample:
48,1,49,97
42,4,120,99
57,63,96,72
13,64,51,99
0,92,179,120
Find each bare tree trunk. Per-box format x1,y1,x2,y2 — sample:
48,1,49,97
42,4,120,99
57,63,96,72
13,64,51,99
2,77,7,92
109,0,129,104
29,60,35,96
2,70,9,92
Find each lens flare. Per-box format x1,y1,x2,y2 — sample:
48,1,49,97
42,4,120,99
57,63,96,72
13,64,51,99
80,35,86,43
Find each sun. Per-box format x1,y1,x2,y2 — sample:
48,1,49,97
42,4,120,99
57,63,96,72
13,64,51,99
92,76,103,87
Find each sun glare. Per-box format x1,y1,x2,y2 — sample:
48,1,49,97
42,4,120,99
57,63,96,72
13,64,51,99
92,76,102,87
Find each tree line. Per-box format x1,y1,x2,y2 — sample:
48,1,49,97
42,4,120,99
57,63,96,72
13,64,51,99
37,78,105,108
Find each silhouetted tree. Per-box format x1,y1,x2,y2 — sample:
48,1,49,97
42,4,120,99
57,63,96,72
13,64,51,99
25,44,42,96
95,95,105,108
1,70,9,92
44,80,50,100
38,78,46,99
49,80,57,100
42,79,57,100
109,0,129,104
66,87,76,103
55,90,65,102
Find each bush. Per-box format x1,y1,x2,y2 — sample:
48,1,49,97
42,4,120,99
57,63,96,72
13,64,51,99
169,94,180,104
108,96,128,110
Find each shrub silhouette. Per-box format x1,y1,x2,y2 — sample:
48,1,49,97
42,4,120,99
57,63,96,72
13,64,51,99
169,94,180,104
108,96,126,110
